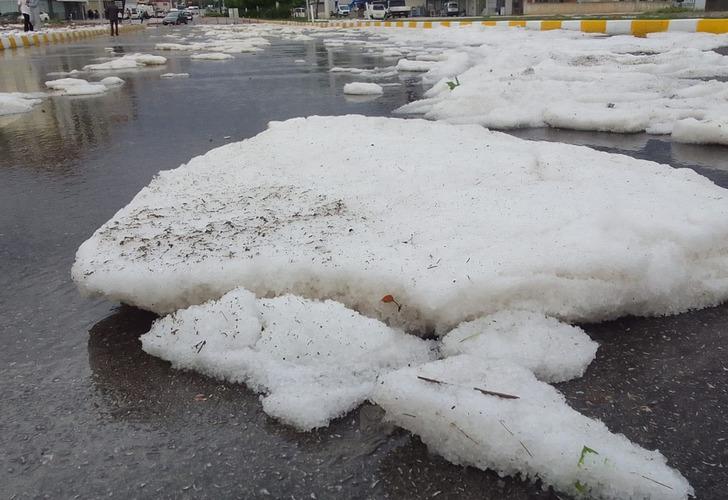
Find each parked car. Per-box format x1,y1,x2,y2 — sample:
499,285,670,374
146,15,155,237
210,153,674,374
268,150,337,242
14,11,50,22
365,2,387,19
335,4,350,16
292,6,306,17
387,0,410,18
162,10,188,24
0,11,21,23
442,1,458,16
182,9,193,21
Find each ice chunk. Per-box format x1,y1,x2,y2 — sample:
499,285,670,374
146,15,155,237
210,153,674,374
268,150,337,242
45,77,124,96
396,59,437,72
160,73,190,79
372,355,693,500
333,26,728,144
190,52,234,60
441,310,598,383
671,117,728,146
46,69,84,77
99,76,125,87
141,288,434,430
343,82,383,95
0,92,43,116
83,53,166,71
155,42,206,51
72,116,728,332
45,78,107,96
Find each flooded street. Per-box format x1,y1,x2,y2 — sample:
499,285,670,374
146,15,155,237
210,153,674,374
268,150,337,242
1,27,727,499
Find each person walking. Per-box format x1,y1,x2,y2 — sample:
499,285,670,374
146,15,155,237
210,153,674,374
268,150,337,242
28,0,41,30
18,0,32,32
105,1,119,35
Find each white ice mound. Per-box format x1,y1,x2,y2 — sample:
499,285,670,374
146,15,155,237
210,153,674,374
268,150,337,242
45,77,123,96
343,82,384,95
372,355,693,500
155,42,206,51
83,53,167,71
190,52,234,60
72,116,728,331
441,310,598,383
392,33,728,143
0,92,43,116
141,288,434,430
672,117,728,146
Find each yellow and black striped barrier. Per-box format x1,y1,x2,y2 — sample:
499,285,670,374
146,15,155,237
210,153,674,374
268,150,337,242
0,24,144,51
325,18,728,36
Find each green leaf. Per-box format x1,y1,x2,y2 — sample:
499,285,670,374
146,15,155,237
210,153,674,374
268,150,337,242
578,445,599,467
446,76,461,91
574,480,588,494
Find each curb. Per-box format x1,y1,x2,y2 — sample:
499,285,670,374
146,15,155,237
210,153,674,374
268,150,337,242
323,18,728,36
0,24,145,51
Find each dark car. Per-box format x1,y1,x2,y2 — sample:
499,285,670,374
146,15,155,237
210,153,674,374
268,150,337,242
0,11,21,23
162,11,187,24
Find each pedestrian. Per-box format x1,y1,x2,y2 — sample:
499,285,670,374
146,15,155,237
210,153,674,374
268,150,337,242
94,9,100,19
18,0,32,32
105,1,119,35
28,0,41,29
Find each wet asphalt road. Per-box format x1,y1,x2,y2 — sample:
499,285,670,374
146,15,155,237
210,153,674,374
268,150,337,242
1,27,727,500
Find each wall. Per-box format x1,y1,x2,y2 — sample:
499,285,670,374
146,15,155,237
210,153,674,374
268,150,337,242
523,0,672,15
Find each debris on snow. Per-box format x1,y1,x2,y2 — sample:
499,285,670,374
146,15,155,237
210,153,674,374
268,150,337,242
72,115,728,331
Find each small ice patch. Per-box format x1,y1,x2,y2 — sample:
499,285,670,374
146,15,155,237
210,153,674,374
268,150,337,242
141,288,434,430
373,355,693,500
160,73,190,79
155,42,205,51
45,78,107,96
83,53,166,71
672,117,728,146
45,77,124,96
190,52,234,60
0,92,44,116
396,59,437,72
46,69,84,77
99,76,125,87
343,82,383,95
441,310,598,383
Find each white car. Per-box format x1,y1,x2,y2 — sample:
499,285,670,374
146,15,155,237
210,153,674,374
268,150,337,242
365,2,387,19
336,4,350,16
17,11,50,22
442,1,458,16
